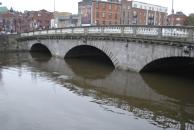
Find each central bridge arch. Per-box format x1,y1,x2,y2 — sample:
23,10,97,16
30,43,52,55
64,45,115,67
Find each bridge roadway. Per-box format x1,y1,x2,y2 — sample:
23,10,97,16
17,25,194,72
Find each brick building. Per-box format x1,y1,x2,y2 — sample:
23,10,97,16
167,11,187,26
0,9,53,33
0,10,23,33
121,0,168,25
23,9,53,32
0,12,15,32
78,0,121,26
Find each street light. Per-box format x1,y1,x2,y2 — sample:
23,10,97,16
171,0,174,14
171,0,174,25
53,0,56,28
54,0,55,12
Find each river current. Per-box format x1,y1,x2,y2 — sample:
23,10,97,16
0,52,193,130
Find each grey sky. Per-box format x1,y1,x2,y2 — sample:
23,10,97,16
1,0,193,15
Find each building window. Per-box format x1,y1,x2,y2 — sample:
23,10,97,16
102,12,106,18
133,11,137,17
96,20,99,25
109,13,112,19
102,3,106,10
102,21,105,25
115,13,117,19
117,6,119,11
109,4,112,10
123,11,125,17
176,17,181,21
96,2,99,8
134,4,137,8
109,21,111,25
96,12,99,18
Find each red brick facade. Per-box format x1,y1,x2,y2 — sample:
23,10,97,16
0,9,53,33
22,10,53,32
92,1,121,25
79,0,168,26
78,0,121,26
167,12,187,26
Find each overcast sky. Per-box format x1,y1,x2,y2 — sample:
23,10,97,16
0,0,193,15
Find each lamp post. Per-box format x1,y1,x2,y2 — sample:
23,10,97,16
54,0,55,13
171,0,174,25
53,0,57,28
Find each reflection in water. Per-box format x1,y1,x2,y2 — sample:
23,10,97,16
30,52,51,62
65,59,114,79
141,57,194,75
0,52,194,130
31,53,194,130
142,73,194,104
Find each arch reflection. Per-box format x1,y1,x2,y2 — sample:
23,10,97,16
28,55,194,130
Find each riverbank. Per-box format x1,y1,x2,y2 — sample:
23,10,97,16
0,35,19,52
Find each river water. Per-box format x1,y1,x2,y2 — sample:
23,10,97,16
0,52,194,130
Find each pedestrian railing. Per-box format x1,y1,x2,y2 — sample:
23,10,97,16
20,25,194,42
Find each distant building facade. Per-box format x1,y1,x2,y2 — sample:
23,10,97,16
0,9,53,33
0,6,9,32
78,0,167,26
0,12,15,32
0,6,9,14
23,9,53,31
167,11,187,26
121,0,168,25
51,12,78,28
78,0,121,26
0,8,23,33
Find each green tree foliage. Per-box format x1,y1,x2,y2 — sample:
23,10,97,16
185,13,194,26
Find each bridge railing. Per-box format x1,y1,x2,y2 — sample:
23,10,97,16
20,25,194,42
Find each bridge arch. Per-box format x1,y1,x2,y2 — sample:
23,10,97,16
30,43,52,55
30,43,51,55
19,36,194,72
64,45,116,68
140,56,194,73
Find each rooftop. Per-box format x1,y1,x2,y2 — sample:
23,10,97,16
0,6,9,14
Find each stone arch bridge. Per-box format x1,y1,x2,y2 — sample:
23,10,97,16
17,25,194,72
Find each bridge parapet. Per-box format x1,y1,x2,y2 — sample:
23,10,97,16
20,25,194,42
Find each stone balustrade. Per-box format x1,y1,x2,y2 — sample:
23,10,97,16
20,25,194,42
